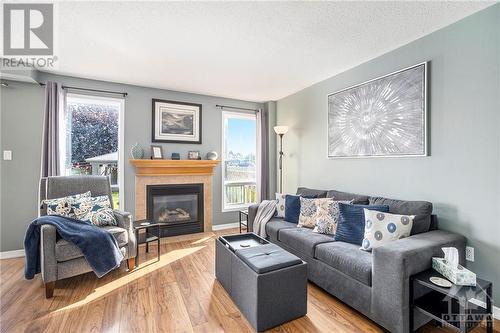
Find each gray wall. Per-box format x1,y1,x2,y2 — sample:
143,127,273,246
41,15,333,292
0,72,269,252
277,5,500,300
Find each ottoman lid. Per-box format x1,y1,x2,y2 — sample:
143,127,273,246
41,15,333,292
235,243,302,274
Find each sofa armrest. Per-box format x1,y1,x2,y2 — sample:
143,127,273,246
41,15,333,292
247,204,259,233
113,210,137,258
371,230,466,333
40,225,58,283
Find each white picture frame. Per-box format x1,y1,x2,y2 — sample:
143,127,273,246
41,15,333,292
152,99,202,144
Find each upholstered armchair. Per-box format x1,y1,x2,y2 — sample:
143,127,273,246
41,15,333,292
39,175,137,298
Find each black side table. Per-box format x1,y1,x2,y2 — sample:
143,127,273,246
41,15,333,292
239,210,248,233
133,220,162,265
410,269,493,333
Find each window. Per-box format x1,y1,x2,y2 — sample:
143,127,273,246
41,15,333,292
62,94,124,209
222,111,257,211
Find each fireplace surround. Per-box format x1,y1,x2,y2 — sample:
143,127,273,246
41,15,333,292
147,183,204,236
131,159,220,235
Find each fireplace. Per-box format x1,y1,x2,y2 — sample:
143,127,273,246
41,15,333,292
146,184,204,237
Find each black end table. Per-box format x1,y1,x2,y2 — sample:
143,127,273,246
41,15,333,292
239,210,248,233
133,220,163,265
410,269,493,333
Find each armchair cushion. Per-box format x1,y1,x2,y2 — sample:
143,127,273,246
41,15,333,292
55,225,129,262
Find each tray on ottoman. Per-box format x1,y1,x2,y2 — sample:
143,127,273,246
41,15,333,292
216,232,307,332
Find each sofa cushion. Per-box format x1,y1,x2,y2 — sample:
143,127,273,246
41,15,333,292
278,227,335,257
298,197,334,228
296,187,327,198
275,193,286,218
335,204,389,246
315,241,373,286
284,194,316,223
360,209,414,251
265,219,297,240
368,196,432,235
326,190,369,204
55,225,128,262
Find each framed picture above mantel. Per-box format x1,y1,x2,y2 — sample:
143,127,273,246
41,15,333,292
152,99,202,144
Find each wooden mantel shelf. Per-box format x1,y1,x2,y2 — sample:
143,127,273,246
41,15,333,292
129,159,220,176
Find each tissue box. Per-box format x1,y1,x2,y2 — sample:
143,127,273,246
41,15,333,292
432,257,476,286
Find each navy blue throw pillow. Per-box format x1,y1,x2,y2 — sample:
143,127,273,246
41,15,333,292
335,203,390,245
284,194,317,223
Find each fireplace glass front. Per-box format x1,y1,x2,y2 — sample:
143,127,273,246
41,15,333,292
147,184,204,236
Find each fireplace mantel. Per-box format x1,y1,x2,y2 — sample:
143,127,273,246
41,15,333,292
130,159,220,176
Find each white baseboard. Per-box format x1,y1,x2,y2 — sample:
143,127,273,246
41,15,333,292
212,222,240,231
470,298,500,320
0,249,24,259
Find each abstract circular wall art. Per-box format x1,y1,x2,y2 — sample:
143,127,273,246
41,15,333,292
328,63,427,158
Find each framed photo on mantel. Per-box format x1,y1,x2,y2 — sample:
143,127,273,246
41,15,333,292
152,99,202,144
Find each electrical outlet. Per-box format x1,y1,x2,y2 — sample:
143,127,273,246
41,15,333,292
466,246,474,262
3,150,12,160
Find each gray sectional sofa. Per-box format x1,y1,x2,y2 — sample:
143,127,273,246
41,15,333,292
247,187,466,333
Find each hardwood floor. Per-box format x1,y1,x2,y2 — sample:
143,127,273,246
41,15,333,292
0,229,497,333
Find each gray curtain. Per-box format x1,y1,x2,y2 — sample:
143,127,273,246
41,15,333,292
257,107,269,201
41,82,64,177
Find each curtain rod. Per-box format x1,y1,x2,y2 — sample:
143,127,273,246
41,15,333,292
216,104,259,112
38,82,128,97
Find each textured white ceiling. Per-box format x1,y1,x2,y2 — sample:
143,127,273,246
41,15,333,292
42,1,493,101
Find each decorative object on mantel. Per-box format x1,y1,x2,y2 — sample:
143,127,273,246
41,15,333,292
151,145,163,159
274,126,289,193
206,151,218,160
328,62,427,158
432,247,476,286
188,151,201,160
171,153,180,160
152,99,202,144
130,142,144,159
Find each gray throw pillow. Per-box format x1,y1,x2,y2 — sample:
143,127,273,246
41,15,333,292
296,187,327,198
368,196,432,235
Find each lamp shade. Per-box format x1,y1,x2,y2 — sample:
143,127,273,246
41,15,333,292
273,126,289,135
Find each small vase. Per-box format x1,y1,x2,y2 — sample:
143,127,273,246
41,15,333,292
206,151,218,160
130,143,144,159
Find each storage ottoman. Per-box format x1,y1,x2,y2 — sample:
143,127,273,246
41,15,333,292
215,233,307,332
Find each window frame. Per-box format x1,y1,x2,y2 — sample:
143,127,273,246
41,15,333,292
221,110,258,212
64,93,125,209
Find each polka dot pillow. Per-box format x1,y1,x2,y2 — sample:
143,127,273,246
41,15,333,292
275,193,286,218
360,209,414,251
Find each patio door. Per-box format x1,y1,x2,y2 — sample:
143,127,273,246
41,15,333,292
62,93,124,209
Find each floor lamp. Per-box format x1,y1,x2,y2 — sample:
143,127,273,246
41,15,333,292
274,126,289,193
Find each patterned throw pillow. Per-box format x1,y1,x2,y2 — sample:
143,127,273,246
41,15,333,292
275,193,286,218
360,209,414,251
79,195,117,226
298,197,333,228
44,191,92,218
313,200,352,235
284,194,317,223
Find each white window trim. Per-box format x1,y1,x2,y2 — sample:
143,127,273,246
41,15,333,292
221,110,258,212
65,93,125,210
